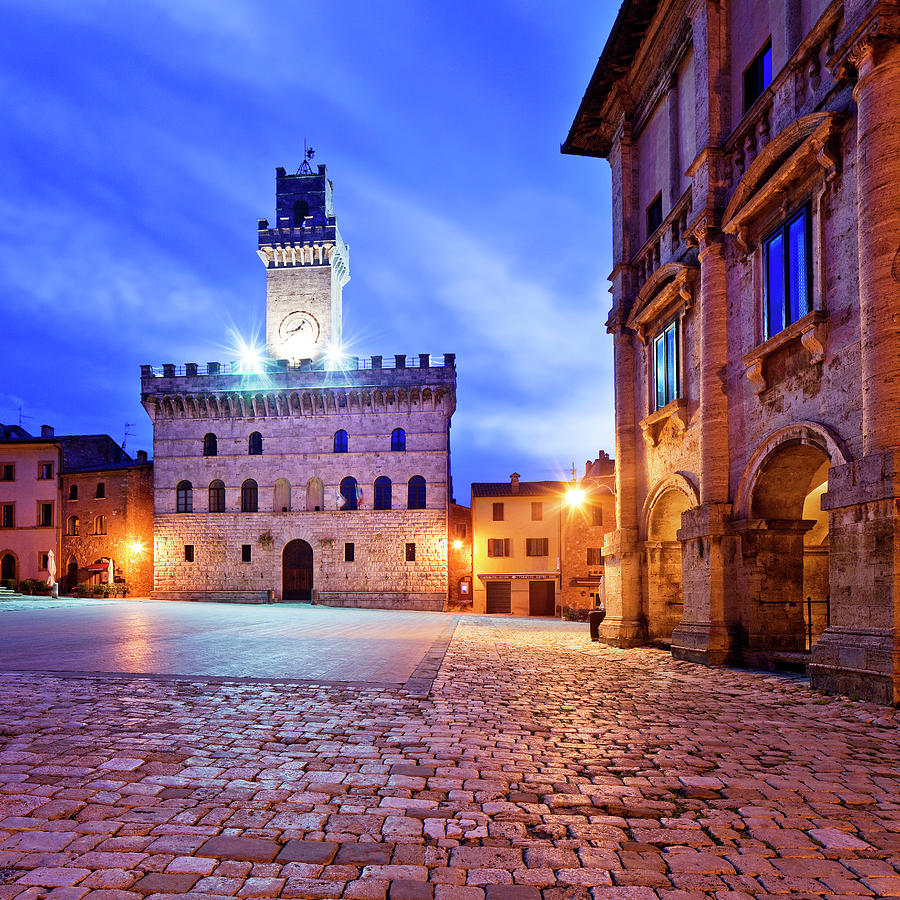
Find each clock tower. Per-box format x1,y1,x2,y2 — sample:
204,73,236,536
257,164,350,360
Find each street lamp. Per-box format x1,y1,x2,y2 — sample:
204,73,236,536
558,485,585,614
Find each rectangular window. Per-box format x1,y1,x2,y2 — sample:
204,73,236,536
38,462,53,480
646,193,663,237
184,545,194,563
96,482,105,499
744,41,773,113
0,464,14,481
587,547,604,566
591,505,603,526
405,542,416,562
344,542,355,562
487,538,511,558
455,523,468,539
39,552,49,570
531,502,543,521
38,503,53,527
526,537,549,557
492,502,504,521
765,205,811,339
1,504,13,528
241,544,251,562
653,320,679,411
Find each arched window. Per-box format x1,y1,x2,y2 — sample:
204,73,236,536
340,476,358,511
208,480,225,513
176,480,193,513
94,515,106,535
203,433,218,457
306,477,324,511
241,479,258,512
274,478,291,512
96,482,105,499
293,199,309,225
68,484,78,501
374,476,392,510
248,432,263,455
391,428,406,451
66,515,79,536
333,430,348,453
408,475,426,509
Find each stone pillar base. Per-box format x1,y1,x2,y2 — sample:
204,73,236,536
597,615,647,648
670,622,735,665
810,627,898,704
600,527,645,647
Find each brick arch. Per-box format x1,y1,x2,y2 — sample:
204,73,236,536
640,473,700,541
734,421,849,520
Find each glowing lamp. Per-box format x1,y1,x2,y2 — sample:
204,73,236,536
452,539,463,550
565,487,586,507
128,540,145,556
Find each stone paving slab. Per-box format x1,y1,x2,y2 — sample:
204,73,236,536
0,614,898,899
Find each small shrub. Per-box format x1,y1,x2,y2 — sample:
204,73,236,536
75,581,92,597
20,579,51,596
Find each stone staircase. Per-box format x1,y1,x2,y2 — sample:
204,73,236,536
0,585,28,601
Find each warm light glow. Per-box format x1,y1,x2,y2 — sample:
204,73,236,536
452,539,463,550
565,486,586,507
235,335,264,374
128,540,145,557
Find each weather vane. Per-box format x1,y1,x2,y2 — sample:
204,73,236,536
296,141,316,175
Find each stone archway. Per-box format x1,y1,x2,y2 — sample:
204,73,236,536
744,440,832,655
1,552,16,583
282,540,313,602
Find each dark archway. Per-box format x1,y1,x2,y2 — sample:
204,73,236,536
1,553,16,583
65,557,78,591
282,539,313,602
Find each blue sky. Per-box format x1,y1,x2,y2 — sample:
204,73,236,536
0,0,617,498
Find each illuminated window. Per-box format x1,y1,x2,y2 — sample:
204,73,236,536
526,537,549,557
340,476,358,511
176,480,193,513
653,320,679,411
408,475,426,509
248,432,263,455
391,428,406,451
744,40,773,113
203,433,218,457
374,476,392,510
66,515,79,536
96,482,105,499
765,205,811,339
333,430,348,453
209,480,225,512
241,479,258,512
94,515,106,535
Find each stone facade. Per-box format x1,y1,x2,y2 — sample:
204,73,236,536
564,0,900,701
470,457,616,617
142,165,456,610
60,458,154,596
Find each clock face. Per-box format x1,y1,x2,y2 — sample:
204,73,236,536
278,310,320,354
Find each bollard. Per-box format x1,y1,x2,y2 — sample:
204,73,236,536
266,589,275,604
588,609,605,642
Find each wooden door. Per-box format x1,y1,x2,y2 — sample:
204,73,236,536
485,580,511,614
282,540,313,602
528,580,555,616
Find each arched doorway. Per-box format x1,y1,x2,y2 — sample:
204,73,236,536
747,441,831,654
1,553,16,584
645,489,691,644
282,539,313,602
65,556,78,592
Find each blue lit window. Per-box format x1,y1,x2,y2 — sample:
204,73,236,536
374,476,392,510
334,430,348,453
391,428,406,451
408,475,426,510
340,476,358,510
653,320,679,411
744,41,772,113
765,205,811,339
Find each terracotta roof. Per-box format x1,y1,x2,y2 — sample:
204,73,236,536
471,481,567,498
561,0,661,158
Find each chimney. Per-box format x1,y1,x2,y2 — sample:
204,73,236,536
136,450,148,463
40,425,54,438
510,472,520,494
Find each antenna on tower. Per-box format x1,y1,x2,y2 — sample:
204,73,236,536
122,423,135,452
296,141,316,175
16,406,33,429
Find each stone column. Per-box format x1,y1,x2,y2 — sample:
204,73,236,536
813,29,900,704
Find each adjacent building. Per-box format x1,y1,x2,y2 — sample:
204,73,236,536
471,454,616,616
0,425,151,592
564,0,900,701
141,164,457,609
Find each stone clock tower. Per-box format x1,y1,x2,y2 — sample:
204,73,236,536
257,164,350,359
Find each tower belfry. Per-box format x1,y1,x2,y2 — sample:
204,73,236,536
257,164,350,359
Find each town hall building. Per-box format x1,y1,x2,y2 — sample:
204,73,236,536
141,164,457,609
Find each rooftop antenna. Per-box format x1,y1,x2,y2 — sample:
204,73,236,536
122,423,135,452
296,141,316,176
16,406,33,428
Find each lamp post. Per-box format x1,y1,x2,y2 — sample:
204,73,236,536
559,485,585,613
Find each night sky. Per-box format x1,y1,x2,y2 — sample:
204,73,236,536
0,1,617,498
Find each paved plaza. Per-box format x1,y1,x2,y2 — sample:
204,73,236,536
0,607,899,899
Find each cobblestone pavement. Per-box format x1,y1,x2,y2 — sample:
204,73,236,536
1,615,899,899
